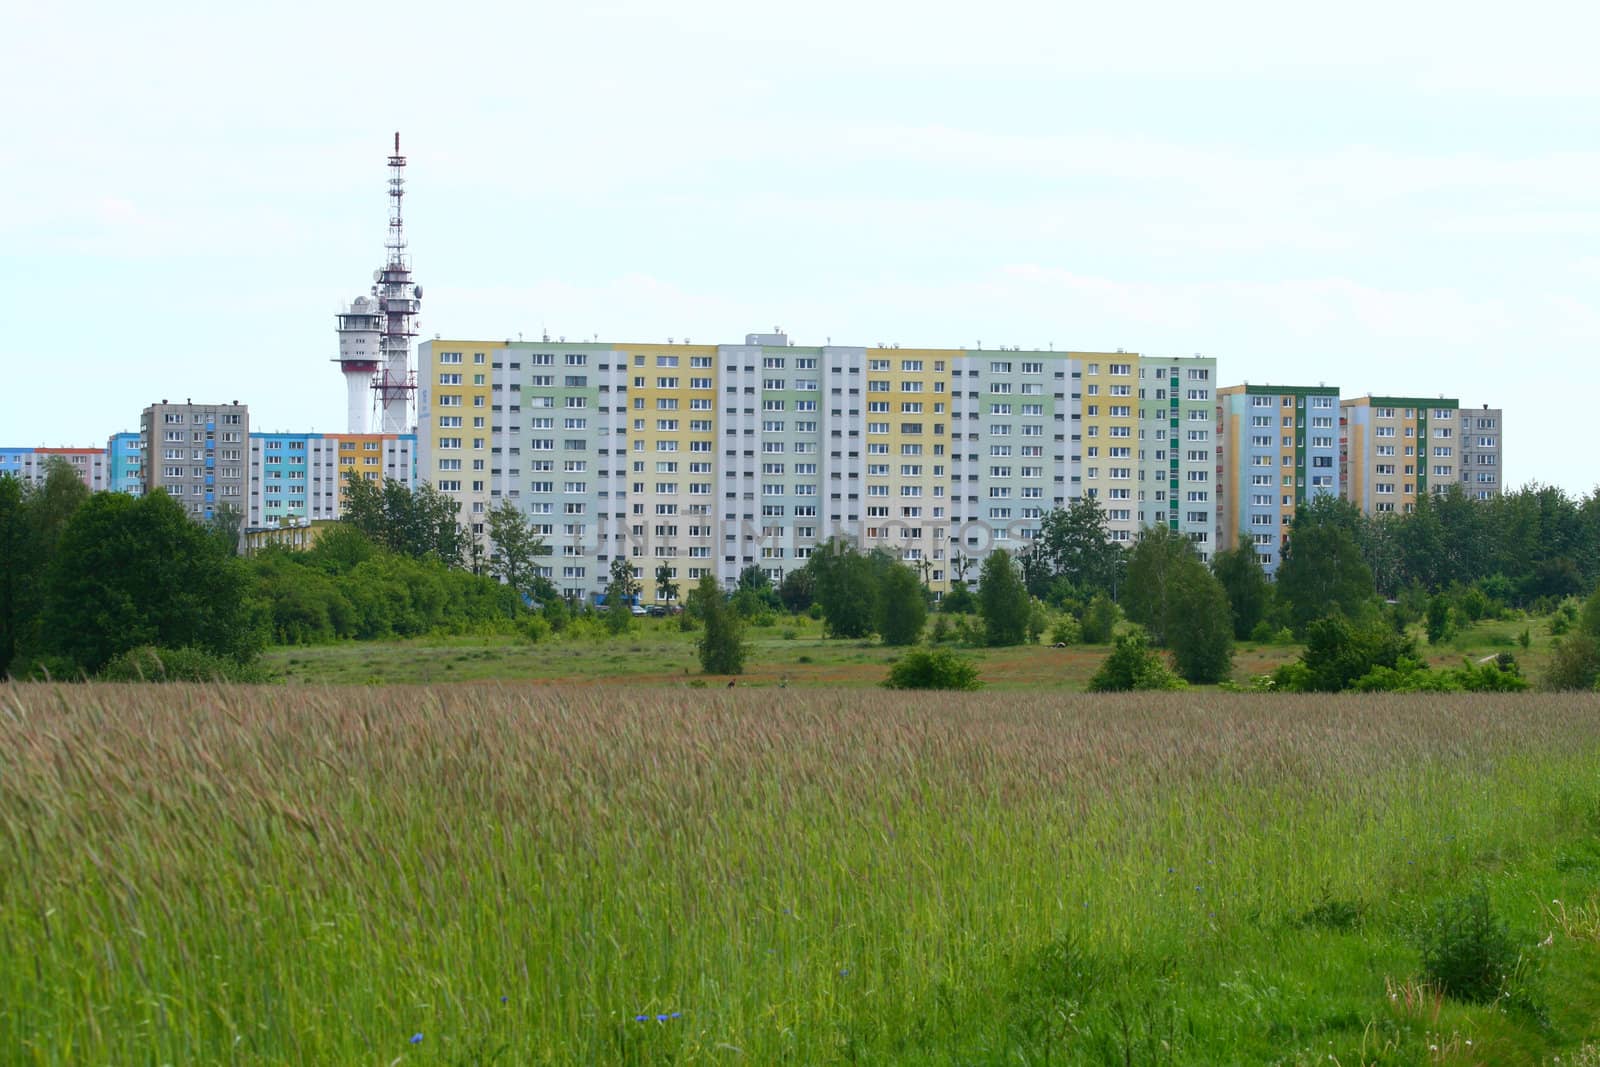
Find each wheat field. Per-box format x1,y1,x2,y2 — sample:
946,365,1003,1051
3,683,1600,1063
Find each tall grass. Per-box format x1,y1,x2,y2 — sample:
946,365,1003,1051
3,684,1600,1062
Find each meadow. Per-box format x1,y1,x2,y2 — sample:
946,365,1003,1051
259,610,1547,690
4,683,1600,1063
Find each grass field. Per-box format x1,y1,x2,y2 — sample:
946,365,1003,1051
5,684,1600,1063
260,610,1558,690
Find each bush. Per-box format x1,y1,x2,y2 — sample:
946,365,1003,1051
521,616,551,643
1544,633,1600,691
930,615,953,644
1419,885,1519,1004
1048,616,1081,646
1248,620,1276,644
1080,594,1119,644
99,646,270,684
940,585,976,614
1087,632,1185,692
883,648,982,691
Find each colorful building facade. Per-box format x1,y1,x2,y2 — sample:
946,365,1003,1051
1341,396,1459,516
1218,384,1342,574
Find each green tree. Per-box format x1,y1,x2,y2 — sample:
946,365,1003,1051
777,567,814,613
1425,594,1453,645
691,572,746,674
878,563,928,646
486,499,551,611
0,476,34,676
1080,593,1119,643
604,556,639,633
1276,498,1376,635
1166,565,1234,683
1294,615,1416,693
978,549,1030,647
1123,525,1199,646
1211,535,1271,640
807,541,880,638
38,491,262,673
1029,499,1124,598
210,502,245,556
342,472,468,566
653,562,679,606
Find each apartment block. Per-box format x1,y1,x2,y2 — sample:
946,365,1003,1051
1341,396,1459,516
1141,356,1220,561
139,401,249,521
419,334,1134,603
0,447,108,491
1458,405,1503,498
1219,385,1341,574
1079,354,1142,546
246,432,416,528
106,432,144,496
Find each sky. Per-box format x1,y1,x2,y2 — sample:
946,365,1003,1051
2,0,1596,492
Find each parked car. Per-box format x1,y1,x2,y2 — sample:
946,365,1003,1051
630,604,648,616
647,605,668,617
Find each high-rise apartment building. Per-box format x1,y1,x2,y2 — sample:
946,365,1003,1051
139,401,249,521
246,432,416,528
1458,405,1502,499
420,334,1212,602
1140,356,1220,561
1218,385,1341,574
1340,396,1458,516
106,432,144,496
0,447,108,491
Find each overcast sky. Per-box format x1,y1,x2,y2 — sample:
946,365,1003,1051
2,0,1595,492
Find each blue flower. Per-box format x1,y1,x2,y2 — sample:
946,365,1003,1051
634,1014,650,1022
500,996,508,1004
656,1014,670,1022
410,1032,424,1044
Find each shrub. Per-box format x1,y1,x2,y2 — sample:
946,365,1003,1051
1545,633,1600,691
1080,594,1119,644
521,616,551,643
1048,616,1081,646
930,614,952,644
1087,632,1185,692
99,646,270,684
883,648,982,691
1248,620,1276,644
1418,885,1518,1004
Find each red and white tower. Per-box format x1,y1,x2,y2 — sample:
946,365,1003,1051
336,132,421,434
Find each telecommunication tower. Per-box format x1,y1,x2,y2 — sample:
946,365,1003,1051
335,132,421,433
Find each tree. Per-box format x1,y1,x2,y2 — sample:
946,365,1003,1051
691,572,746,674
341,472,468,566
654,562,679,606
777,567,814,613
37,491,262,673
210,502,245,556
1276,498,1376,635
1080,593,1119,643
1211,535,1270,640
487,499,551,610
1294,615,1415,693
0,476,34,676
1029,499,1125,598
1122,525,1199,646
1425,594,1453,645
807,541,880,638
878,563,928,646
978,549,1030,647
604,556,639,633
1166,565,1234,684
